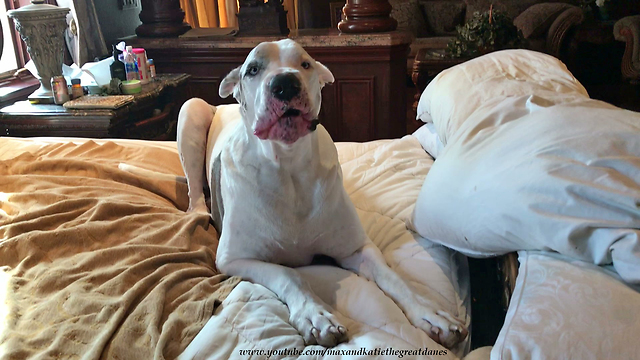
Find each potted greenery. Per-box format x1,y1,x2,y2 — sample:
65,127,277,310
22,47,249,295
447,6,525,58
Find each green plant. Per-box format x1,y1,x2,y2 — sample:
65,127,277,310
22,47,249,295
446,7,525,58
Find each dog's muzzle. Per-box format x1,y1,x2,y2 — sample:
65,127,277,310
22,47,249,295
270,73,301,102
253,72,320,144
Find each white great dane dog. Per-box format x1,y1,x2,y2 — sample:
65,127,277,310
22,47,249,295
176,39,467,348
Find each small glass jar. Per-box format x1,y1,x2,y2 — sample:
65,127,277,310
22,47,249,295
147,59,156,79
71,78,83,99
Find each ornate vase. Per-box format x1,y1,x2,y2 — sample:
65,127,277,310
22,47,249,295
8,0,70,104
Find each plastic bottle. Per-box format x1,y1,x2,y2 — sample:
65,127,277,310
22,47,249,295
51,76,69,105
132,48,149,84
110,44,126,81
124,46,139,81
147,59,156,79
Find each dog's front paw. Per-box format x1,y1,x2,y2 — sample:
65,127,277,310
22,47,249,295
407,305,468,349
187,203,209,215
289,301,348,347
187,197,209,215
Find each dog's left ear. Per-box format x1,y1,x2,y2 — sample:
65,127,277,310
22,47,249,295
316,61,335,87
219,67,241,98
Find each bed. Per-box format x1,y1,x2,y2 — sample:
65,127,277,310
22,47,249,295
0,134,472,359
2,48,640,360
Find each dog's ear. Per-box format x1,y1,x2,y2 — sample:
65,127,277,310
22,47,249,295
219,67,241,98
316,61,335,87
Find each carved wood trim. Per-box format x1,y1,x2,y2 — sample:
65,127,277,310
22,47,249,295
141,44,409,66
189,76,223,84
614,16,640,84
338,0,397,33
136,0,191,38
335,76,375,141
619,27,640,83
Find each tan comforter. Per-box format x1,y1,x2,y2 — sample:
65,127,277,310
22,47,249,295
0,138,240,360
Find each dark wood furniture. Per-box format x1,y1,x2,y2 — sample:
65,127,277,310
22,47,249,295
338,0,397,33
0,74,190,140
614,15,640,84
126,29,412,142
137,0,191,37
564,17,640,112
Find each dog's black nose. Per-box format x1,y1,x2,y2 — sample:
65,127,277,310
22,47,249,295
270,73,301,102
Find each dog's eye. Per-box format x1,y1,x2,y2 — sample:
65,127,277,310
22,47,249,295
301,61,311,70
248,66,260,76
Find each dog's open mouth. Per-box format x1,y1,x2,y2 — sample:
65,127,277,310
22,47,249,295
254,106,318,143
282,108,301,117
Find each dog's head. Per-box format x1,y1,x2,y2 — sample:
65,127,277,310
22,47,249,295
219,39,335,145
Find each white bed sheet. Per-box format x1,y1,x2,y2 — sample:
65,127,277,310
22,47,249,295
493,251,640,360
178,136,472,360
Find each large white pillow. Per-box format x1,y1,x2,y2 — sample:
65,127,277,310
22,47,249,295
416,49,588,145
411,95,640,284
412,123,444,158
493,251,640,360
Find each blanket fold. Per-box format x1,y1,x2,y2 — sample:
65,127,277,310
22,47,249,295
0,139,240,360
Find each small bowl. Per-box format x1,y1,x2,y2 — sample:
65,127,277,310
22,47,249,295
121,80,142,95
87,85,103,95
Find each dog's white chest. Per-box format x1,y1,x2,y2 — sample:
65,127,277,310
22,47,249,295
215,133,347,267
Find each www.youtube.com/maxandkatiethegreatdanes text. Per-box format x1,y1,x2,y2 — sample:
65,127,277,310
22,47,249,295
238,347,449,358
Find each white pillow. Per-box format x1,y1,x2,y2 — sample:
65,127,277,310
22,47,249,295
416,49,588,145
493,251,640,360
412,123,444,158
412,96,640,284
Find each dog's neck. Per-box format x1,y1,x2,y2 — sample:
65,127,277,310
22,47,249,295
246,126,318,170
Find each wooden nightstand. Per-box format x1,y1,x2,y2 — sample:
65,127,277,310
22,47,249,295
0,74,190,140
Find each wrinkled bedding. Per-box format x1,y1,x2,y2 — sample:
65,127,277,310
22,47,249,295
413,49,640,284
0,137,241,359
0,135,471,359
412,49,640,359
493,251,640,360
180,136,471,360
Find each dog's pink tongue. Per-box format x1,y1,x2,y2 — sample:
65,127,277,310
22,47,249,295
266,115,311,144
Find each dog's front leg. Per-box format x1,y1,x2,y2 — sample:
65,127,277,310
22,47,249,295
177,98,215,214
337,242,468,348
219,258,348,347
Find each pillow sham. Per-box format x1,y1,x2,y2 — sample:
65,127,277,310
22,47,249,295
415,49,588,146
411,95,640,284
493,251,640,360
412,123,444,159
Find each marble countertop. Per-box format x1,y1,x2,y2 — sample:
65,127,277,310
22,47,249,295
124,28,414,49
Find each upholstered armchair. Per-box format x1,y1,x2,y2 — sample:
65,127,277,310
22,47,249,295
614,15,640,83
513,3,585,58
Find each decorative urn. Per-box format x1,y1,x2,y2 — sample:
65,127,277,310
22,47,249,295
8,0,70,103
